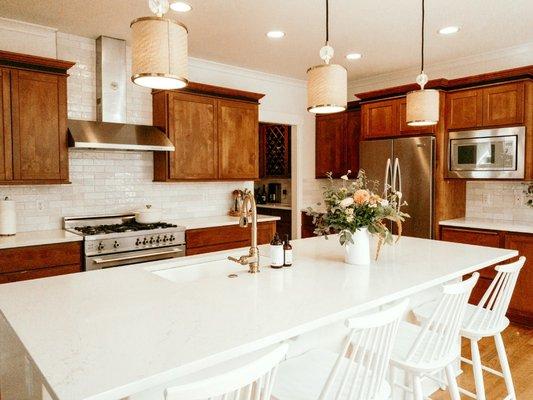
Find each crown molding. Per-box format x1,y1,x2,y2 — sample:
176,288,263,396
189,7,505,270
349,42,533,97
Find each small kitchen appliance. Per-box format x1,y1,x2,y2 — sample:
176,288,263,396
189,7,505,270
0,197,16,236
267,182,282,203
447,126,525,179
64,214,186,271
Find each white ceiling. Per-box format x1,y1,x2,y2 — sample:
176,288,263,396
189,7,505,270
1,0,532,80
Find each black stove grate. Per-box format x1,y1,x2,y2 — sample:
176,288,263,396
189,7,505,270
74,220,178,235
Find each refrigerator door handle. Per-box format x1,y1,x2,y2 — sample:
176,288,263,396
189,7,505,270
391,157,398,194
384,158,392,197
394,157,402,194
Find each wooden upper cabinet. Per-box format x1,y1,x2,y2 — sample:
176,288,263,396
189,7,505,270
168,92,218,180
362,100,397,138
0,51,73,185
10,70,68,182
152,83,263,181
315,109,360,178
446,88,483,129
218,99,258,180
316,113,346,178
345,109,361,174
0,69,12,182
482,82,524,126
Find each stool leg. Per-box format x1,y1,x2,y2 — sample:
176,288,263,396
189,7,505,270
412,374,423,400
445,363,461,400
388,365,396,400
470,339,486,400
494,333,516,399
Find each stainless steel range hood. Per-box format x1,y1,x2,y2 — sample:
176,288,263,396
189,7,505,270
68,36,174,152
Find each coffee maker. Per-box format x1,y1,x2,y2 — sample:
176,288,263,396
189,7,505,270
267,183,282,203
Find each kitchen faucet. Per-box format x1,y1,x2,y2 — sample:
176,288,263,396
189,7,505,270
228,190,260,273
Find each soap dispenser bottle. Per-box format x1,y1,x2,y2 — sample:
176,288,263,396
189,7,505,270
270,233,284,269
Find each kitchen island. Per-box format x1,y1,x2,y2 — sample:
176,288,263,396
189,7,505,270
0,236,518,400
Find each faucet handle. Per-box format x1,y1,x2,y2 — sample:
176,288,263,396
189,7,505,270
228,255,247,265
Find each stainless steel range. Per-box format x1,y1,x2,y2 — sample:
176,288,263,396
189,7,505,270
64,214,186,270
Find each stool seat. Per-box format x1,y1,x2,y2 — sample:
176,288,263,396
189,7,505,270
414,301,510,338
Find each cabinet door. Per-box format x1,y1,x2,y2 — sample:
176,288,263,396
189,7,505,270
168,92,218,180
218,100,258,179
0,69,12,181
361,100,398,139
504,232,533,325
446,89,483,129
482,82,525,126
345,109,360,175
10,70,68,182
315,113,346,178
398,98,435,135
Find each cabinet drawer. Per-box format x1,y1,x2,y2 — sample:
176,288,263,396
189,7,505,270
186,221,276,252
440,227,502,247
0,264,81,284
0,242,82,273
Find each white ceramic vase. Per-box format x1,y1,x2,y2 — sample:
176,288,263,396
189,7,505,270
344,227,371,265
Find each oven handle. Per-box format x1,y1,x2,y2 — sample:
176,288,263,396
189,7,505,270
92,249,183,265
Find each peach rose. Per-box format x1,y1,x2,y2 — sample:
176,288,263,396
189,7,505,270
353,189,370,205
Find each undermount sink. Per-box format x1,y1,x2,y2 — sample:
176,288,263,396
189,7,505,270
151,256,272,283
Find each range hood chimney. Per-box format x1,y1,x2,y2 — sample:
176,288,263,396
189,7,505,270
68,36,174,152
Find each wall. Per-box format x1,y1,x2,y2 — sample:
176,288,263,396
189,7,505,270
0,19,312,233
465,181,533,223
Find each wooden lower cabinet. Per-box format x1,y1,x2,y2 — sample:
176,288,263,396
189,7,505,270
301,212,317,239
441,226,532,326
257,207,291,239
185,221,276,256
0,242,82,283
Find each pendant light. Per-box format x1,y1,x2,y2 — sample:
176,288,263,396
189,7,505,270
307,0,347,114
406,0,439,126
130,0,188,90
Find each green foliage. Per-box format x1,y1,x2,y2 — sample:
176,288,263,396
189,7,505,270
306,170,409,247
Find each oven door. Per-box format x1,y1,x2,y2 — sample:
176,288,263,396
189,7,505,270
85,245,186,271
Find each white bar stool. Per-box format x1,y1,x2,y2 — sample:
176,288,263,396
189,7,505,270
129,343,288,400
389,273,480,400
414,257,525,400
271,299,409,400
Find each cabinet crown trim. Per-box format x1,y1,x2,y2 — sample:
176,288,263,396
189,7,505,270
154,81,265,103
0,50,75,74
356,65,533,102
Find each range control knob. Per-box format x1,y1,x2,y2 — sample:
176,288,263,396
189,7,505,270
156,236,161,244
113,241,120,249
97,242,105,251
135,238,141,246
162,235,169,242
149,237,155,245
169,235,175,242
142,238,148,245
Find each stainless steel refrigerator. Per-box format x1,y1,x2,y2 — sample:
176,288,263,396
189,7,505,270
360,136,434,239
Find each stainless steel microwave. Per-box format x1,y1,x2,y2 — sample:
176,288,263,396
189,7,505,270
447,126,525,179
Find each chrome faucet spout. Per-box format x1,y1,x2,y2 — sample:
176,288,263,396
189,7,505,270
228,190,260,273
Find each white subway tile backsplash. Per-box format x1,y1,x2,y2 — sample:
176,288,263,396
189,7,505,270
466,181,533,222
0,32,251,232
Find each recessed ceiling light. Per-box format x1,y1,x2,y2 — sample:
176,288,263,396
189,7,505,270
346,53,362,60
170,1,192,12
266,30,285,39
438,26,460,35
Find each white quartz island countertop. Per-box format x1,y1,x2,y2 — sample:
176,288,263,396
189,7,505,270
440,217,533,234
0,236,518,400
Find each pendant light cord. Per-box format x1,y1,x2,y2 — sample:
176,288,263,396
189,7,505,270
325,0,329,45
421,0,425,73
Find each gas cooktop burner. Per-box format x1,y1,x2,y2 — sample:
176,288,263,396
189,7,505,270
74,221,178,236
